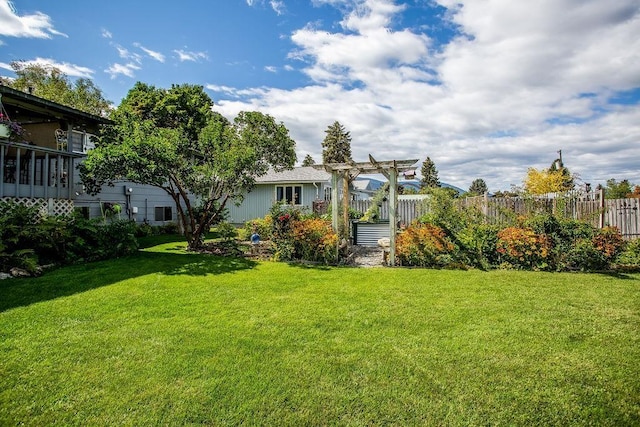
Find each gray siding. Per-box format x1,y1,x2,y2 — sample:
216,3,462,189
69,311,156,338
227,182,327,224
74,180,190,226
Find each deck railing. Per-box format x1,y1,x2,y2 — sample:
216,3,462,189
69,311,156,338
0,139,84,199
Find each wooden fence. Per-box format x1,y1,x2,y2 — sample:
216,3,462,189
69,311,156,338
350,199,425,226
350,193,640,239
457,193,640,239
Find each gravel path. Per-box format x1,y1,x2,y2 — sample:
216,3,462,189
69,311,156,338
349,245,386,267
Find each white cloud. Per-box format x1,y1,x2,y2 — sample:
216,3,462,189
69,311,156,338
174,49,208,62
0,61,12,71
246,0,286,15
0,0,66,38
115,44,142,64
101,28,112,39
13,57,94,78
270,0,285,15
264,65,277,73
133,42,165,63
213,0,640,190
105,62,140,79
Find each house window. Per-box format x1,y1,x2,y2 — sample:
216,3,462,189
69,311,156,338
155,206,172,222
276,185,302,205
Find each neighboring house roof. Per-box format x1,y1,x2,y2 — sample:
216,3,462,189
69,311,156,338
0,84,112,125
256,166,330,184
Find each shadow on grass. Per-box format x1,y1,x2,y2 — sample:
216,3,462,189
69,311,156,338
0,250,257,313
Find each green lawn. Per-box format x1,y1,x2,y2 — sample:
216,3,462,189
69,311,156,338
1,240,639,426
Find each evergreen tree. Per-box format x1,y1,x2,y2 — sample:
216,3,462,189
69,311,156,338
468,178,488,195
301,154,316,167
321,121,352,164
548,153,574,192
420,157,440,188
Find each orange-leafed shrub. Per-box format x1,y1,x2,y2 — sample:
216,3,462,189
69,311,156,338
496,227,552,270
593,226,624,260
291,218,338,264
396,223,455,267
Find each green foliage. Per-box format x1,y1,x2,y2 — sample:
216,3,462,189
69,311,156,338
6,62,111,116
360,184,389,222
565,239,608,271
213,222,238,241
239,215,273,242
0,200,138,274
81,82,296,251
269,202,299,261
301,154,316,166
604,178,634,199
321,121,352,164
616,238,640,268
420,157,440,188
457,223,501,270
467,178,488,196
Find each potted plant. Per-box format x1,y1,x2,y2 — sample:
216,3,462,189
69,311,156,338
0,112,25,140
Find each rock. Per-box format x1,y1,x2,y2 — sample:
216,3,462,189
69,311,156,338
10,267,31,278
377,237,390,248
0,272,12,280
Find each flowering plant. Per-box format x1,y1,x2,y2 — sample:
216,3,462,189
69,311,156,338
0,112,25,139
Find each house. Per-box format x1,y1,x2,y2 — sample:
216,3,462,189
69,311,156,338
0,85,180,225
226,166,332,224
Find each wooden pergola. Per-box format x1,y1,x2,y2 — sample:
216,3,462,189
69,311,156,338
318,155,419,266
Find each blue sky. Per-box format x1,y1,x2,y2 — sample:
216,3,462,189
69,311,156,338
1,0,639,191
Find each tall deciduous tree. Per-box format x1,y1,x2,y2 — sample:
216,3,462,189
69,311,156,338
5,61,111,116
321,121,352,164
80,82,296,250
420,157,440,189
301,154,316,166
523,168,567,194
468,178,488,196
524,154,575,195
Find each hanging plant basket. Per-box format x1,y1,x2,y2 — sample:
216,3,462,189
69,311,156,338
0,123,10,138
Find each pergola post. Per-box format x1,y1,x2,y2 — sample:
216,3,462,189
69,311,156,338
388,162,398,266
331,171,339,233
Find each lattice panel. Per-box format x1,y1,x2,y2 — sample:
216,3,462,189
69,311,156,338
1,197,74,216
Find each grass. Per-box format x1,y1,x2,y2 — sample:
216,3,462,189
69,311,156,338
1,239,639,426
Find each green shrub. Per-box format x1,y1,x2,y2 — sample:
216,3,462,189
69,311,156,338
270,202,300,261
616,238,640,269
135,222,156,237
458,223,501,269
565,239,608,271
239,215,272,241
0,200,139,274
